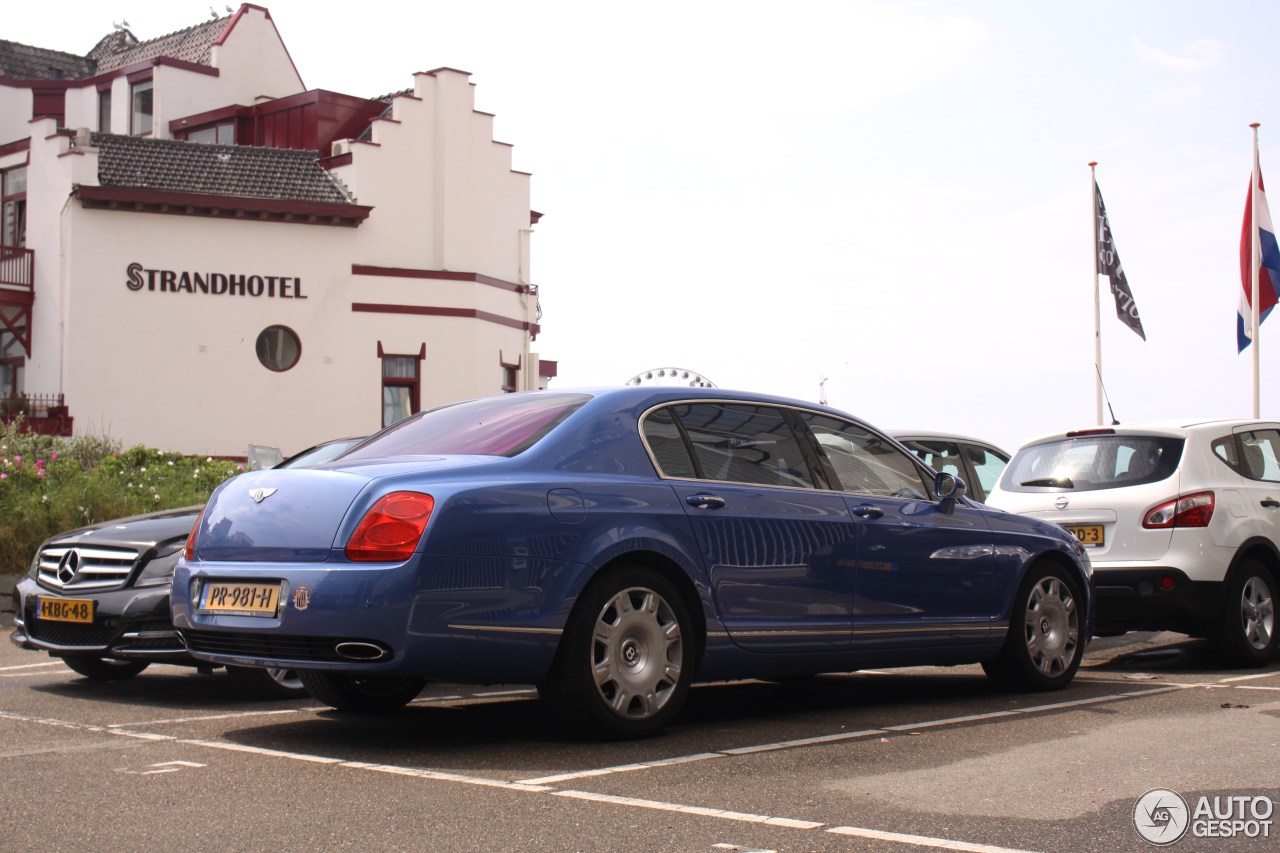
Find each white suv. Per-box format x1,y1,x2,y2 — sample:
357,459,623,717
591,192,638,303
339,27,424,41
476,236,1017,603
986,420,1278,666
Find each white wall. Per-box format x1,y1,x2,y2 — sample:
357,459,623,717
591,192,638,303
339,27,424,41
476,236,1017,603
0,87,34,145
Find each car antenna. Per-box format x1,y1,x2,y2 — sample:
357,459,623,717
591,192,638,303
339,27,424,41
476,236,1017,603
1095,365,1121,425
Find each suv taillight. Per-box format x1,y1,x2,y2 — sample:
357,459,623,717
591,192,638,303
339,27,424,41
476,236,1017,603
346,492,434,562
1143,491,1214,529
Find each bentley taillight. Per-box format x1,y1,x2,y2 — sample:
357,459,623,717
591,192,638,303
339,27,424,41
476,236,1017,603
346,492,434,562
183,506,207,561
1143,491,1214,529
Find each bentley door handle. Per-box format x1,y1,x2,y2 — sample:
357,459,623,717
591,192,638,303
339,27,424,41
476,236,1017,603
685,494,726,510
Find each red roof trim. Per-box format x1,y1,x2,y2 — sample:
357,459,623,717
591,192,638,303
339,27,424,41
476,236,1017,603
73,185,371,225
320,152,353,168
0,138,31,158
350,264,531,294
352,302,538,334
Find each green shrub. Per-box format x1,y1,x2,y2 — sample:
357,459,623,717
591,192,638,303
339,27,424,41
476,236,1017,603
0,420,243,574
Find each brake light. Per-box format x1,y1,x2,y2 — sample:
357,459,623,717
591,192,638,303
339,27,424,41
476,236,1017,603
183,506,207,561
1066,428,1116,437
346,491,434,562
1143,491,1214,529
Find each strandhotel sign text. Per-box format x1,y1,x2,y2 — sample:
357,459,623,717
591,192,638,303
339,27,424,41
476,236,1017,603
125,263,308,299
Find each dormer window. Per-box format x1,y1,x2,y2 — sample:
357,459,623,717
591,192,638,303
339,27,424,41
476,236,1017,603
97,85,112,132
130,77,153,135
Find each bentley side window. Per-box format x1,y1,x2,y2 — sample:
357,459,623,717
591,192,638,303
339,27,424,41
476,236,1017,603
662,402,815,489
801,413,928,499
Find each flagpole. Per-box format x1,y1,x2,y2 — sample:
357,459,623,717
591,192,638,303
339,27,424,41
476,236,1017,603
1090,161,1103,425
1251,123,1262,418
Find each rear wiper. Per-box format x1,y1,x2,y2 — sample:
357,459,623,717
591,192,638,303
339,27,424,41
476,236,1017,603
1021,477,1074,488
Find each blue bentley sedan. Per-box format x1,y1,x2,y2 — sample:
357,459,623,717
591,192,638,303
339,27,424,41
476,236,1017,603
171,388,1093,738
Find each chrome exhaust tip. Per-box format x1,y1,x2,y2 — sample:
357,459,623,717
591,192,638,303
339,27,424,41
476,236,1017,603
334,641,389,662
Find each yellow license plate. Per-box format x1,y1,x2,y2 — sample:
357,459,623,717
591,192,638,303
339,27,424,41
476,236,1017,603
1064,524,1105,546
38,597,94,623
198,581,281,616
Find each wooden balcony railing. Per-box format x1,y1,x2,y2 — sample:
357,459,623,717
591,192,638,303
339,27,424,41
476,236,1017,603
0,246,34,292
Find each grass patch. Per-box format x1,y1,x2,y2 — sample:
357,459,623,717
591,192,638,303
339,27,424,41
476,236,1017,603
0,419,244,574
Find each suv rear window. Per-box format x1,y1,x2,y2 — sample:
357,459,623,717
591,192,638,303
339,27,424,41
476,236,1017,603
1000,435,1183,492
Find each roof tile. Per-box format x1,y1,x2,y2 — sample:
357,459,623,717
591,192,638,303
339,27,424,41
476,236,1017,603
0,39,96,81
90,133,356,205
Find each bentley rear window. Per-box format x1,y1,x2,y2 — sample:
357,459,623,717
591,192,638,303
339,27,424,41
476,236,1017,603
342,393,592,459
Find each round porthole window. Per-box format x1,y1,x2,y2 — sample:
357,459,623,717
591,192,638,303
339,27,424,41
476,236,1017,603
256,325,301,372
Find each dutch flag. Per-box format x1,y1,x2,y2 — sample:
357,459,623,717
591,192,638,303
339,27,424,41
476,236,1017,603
1238,158,1280,351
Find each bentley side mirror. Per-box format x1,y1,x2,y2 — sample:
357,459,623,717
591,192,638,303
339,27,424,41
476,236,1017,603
935,471,967,513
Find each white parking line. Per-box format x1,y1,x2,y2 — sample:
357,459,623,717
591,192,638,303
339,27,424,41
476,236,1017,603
0,661,65,672
1217,670,1280,683
721,728,888,755
554,789,825,830
827,824,1039,852
722,687,1180,759
521,752,724,785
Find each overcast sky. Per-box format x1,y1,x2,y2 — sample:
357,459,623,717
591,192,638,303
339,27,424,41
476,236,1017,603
12,1,1280,451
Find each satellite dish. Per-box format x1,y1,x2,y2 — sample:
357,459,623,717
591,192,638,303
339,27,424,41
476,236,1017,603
624,367,716,388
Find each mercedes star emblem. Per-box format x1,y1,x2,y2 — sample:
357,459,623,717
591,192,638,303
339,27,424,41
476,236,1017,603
56,549,80,585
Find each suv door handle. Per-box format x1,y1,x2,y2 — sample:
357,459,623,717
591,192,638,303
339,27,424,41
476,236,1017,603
850,504,885,519
1262,499,1280,508
685,493,725,510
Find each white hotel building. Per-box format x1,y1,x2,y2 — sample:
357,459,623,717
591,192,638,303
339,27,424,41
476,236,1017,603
0,4,555,457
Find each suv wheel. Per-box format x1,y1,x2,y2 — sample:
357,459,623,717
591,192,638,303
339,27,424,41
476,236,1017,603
1212,559,1278,666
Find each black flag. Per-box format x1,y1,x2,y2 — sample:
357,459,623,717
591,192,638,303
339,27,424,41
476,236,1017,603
1095,181,1146,340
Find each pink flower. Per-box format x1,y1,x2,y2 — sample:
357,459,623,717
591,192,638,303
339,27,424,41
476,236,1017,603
0,473,6,480
35,458,44,467
36,469,46,478
13,455,20,463
50,453,58,461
